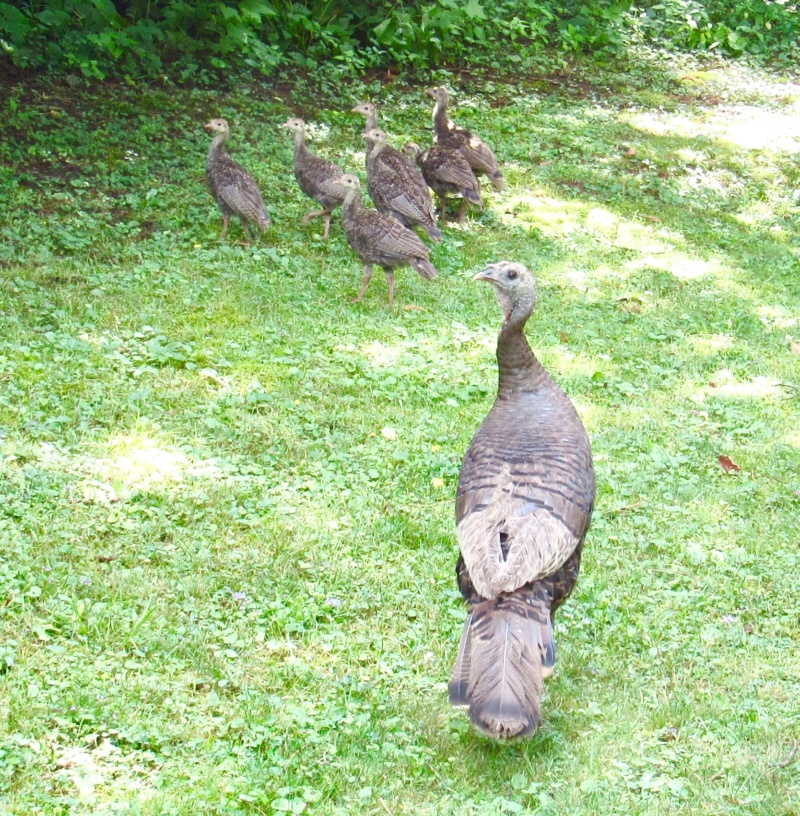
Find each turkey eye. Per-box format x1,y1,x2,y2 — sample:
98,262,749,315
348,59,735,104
507,270,518,280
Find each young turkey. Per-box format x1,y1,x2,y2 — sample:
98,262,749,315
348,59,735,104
451,261,595,739
280,117,346,239
403,142,483,224
362,128,442,243
204,118,270,241
426,87,503,190
336,174,437,306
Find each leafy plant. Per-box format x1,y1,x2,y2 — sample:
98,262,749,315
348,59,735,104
630,0,800,58
3,0,794,83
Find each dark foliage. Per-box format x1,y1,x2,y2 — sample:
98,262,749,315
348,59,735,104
0,0,796,81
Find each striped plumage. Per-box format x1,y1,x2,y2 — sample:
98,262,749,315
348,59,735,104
361,127,443,243
451,261,595,739
403,142,483,224
281,117,346,239
351,104,441,238
426,87,503,191
204,118,270,241
336,174,437,306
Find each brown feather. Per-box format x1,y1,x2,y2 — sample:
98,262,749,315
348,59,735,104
449,262,595,739
205,119,270,235
452,593,546,739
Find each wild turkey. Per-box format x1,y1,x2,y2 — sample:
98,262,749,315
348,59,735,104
450,261,595,739
426,87,503,190
204,118,270,240
336,174,437,306
280,117,346,239
403,142,483,224
362,128,442,243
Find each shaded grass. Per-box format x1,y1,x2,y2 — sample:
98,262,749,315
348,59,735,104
1,52,799,815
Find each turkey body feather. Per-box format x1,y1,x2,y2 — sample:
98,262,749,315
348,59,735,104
336,174,437,306
205,118,270,240
281,117,346,238
363,128,443,243
451,261,594,739
211,162,269,224
457,390,594,599
404,142,482,223
427,87,503,191
293,147,346,211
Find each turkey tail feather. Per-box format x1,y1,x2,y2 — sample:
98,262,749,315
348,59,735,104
464,188,483,206
412,257,438,280
451,591,552,739
448,611,473,707
540,609,556,677
425,224,444,242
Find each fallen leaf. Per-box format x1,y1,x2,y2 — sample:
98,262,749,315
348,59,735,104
431,477,445,489
624,146,638,157
403,304,425,312
718,455,741,473
791,341,800,355
708,381,718,387
95,554,119,563
560,332,570,343
381,427,397,441
743,623,754,634
644,215,661,223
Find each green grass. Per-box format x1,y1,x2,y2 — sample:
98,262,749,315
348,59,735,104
1,51,799,815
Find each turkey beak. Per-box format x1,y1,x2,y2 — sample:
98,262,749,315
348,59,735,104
203,123,213,131
473,265,500,283
425,88,435,98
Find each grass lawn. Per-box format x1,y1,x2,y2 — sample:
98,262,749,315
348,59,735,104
1,50,799,815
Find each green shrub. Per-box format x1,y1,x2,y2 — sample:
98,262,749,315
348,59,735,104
0,0,634,79
1,0,796,81
630,0,800,58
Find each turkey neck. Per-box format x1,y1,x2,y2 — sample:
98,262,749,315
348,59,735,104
496,302,548,396
207,130,229,161
366,138,387,166
341,186,363,218
432,97,450,136
292,127,307,159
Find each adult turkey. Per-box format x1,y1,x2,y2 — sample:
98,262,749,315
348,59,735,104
403,142,483,224
336,174,437,306
362,128,442,243
204,118,270,241
426,87,503,191
450,261,595,739
280,117,346,239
